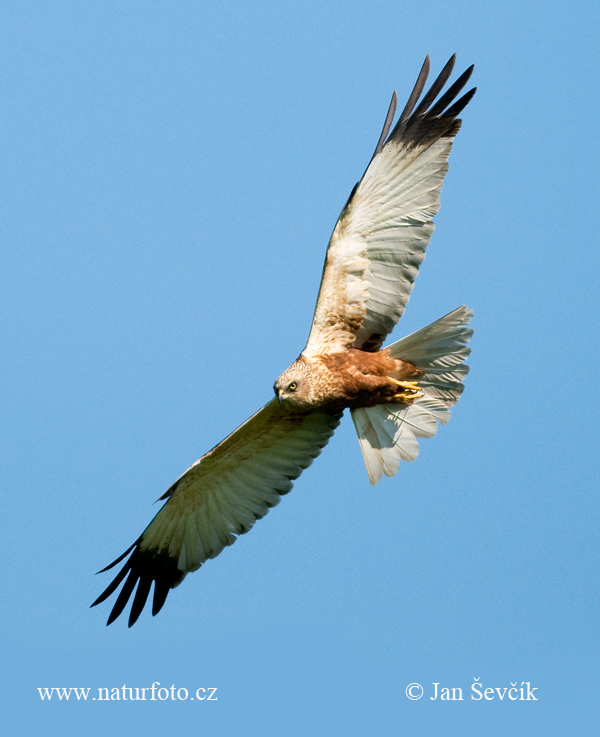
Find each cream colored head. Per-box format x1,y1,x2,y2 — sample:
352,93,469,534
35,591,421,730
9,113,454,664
273,357,317,410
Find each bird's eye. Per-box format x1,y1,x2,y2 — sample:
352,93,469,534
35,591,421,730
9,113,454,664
288,382,298,392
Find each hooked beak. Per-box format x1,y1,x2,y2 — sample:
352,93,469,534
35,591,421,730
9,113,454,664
277,389,284,404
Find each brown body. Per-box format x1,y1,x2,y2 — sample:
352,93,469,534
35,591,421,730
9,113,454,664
320,349,421,409
274,348,422,412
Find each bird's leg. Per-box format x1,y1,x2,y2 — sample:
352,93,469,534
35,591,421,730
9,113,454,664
389,377,423,403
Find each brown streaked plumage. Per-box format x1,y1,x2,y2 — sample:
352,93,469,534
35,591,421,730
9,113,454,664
93,55,475,626
275,349,422,412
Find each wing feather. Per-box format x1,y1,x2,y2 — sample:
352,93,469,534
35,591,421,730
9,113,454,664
304,56,475,355
92,400,341,626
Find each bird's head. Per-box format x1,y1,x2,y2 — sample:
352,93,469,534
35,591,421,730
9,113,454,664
274,357,316,410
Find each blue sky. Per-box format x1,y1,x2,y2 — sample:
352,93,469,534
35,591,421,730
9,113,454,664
1,1,598,734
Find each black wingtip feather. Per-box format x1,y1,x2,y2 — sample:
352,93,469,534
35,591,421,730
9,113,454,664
93,541,185,626
128,576,153,627
410,54,456,120
91,562,131,608
106,568,139,625
396,55,431,130
371,91,397,161
152,579,171,617
427,65,474,119
373,55,476,154
443,87,477,120
95,539,139,574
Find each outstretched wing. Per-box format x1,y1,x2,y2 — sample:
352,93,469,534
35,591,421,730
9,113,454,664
304,55,475,356
92,400,341,626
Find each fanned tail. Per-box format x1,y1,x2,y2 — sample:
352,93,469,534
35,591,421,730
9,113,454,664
351,306,473,485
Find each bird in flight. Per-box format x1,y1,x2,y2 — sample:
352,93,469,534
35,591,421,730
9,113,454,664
93,55,476,626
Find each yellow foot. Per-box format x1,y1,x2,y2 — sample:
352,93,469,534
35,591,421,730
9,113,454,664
389,379,422,404
389,379,421,391
392,391,422,404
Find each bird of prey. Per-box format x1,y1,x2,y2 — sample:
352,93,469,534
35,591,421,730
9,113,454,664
93,55,476,626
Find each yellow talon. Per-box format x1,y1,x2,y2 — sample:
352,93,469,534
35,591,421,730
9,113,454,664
392,390,423,404
389,379,421,391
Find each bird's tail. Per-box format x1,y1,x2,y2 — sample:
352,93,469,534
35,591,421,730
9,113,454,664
351,306,473,485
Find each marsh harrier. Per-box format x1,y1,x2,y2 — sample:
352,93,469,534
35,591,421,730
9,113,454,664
93,55,475,626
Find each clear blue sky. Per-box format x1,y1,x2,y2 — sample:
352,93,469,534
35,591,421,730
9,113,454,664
1,2,598,734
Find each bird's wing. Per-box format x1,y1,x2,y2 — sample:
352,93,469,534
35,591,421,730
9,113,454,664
304,55,475,356
92,399,341,626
